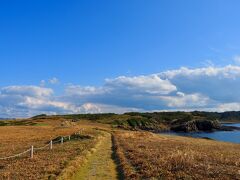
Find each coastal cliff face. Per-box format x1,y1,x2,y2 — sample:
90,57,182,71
171,120,221,132
114,118,223,133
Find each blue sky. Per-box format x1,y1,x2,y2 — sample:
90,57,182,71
1,1,240,117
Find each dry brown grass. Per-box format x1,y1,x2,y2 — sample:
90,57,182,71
113,130,240,180
0,120,103,180
2,117,240,180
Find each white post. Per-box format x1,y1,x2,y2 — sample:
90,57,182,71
30,145,34,158
50,140,53,150
68,135,71,141
61,137,64,144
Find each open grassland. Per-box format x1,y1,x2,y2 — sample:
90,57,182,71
0,119,104,180
1,116,240,180
113,130,240,180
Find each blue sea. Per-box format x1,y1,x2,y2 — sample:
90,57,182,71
163,123,240,144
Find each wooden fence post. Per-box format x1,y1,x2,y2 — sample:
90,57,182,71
50,140,53,150
30,146,34,158
61,137,64,144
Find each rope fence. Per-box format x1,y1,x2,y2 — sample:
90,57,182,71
0,129,85,160
0,149,31,160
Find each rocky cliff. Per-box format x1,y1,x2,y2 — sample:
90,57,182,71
171,120,221,132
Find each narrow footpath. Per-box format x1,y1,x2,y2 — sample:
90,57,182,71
72,132,120,180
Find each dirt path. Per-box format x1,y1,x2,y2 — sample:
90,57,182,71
72,132,120,180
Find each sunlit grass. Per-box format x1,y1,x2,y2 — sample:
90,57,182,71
113,130,240,179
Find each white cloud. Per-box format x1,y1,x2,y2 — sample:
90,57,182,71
77,103,141,114
0,85,141,117
58,65,240,113
61,75,178,110
40,77,59,86
158,65,240,103
159,65,240,79
176,92,185,97
105,74,177,95
65,85,108,96
0,86,63,117
216,103,240,112
49,77,59,84
40,80,46,87
159,93,209,108
1,86,53,98
2,65,240,117
233,55,240,64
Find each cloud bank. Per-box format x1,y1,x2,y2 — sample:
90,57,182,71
1,65,240,117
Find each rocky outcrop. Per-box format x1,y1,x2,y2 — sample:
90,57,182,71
171,120,221,132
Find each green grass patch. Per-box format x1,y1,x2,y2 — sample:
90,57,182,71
33,123,49,126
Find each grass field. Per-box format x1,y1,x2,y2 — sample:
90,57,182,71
113,130,240,180
0,117,240,179
0,119,104,179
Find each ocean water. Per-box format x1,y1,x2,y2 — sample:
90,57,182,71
163,123,240,144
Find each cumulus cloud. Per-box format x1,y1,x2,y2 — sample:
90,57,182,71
76,103,141,114
159,93,209,108
62,75,178,110
63,65,240,112
0,86,63,117
40,77,59,87
0,85,141,117
216,103,240,112
65,85,108,96
159,65,240,103
2,65,240,117
1,86,53,98
159,65,240,79
105,75,177,95
49,77,59,84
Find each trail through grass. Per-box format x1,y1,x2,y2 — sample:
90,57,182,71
72,132,119,180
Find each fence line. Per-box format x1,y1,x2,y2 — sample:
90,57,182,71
52,139,62,144
0,129,84,160
0,149,31,160
34,142,51,151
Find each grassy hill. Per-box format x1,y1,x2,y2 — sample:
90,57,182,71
35,111,240,132
0,113,239,179
2,111,240,132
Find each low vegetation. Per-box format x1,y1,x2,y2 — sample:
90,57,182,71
51,111,240,132
0,119,37,126
113,130,240,179
0,112,240,179
0,119,103,179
